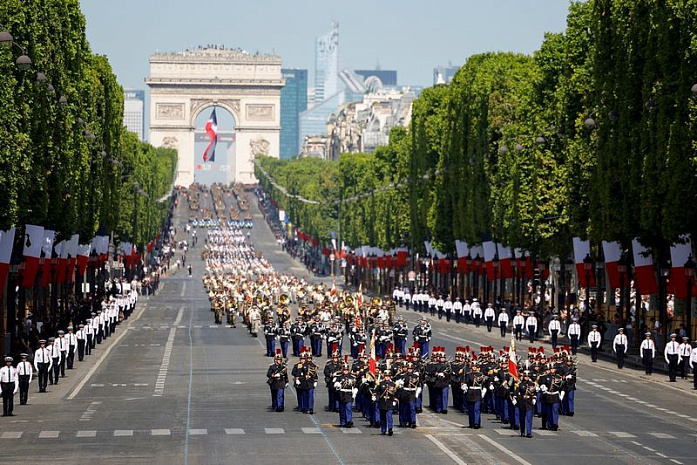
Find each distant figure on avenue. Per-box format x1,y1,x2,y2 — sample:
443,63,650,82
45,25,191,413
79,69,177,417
639,332,655,375
0,356,18,416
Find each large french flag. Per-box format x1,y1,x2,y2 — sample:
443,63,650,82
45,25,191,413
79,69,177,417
483,240,497,281
572,237,595,288
602,240,622,289
668,234,696,299
22,225,44,288
0,228,16,298
497,243,514,279
203,108,218,163
632,238,657,295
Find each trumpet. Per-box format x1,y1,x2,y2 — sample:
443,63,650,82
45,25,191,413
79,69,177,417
280,294,290,306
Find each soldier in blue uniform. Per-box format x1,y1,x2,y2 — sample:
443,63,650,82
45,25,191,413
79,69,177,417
515,370,536,438
332,361,356,427
263,317,277,357
267,350,288,412
376,370,398,436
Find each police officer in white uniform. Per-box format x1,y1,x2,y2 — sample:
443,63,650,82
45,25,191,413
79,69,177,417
33,339,53,392
664,333,680,382
16,353,32,405
639,332,655,375
0,356,18,416
613,328,628,369
587,325,601,362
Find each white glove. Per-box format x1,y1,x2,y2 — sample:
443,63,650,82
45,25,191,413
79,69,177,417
494,376,499,382
334,382,341,389
395,379,404,387
559,391,565,401
540,385,548,393
532,398,537,405
352,387,358,398
274,373,281,378
285,383,289,388
482,388,487,397
566,374,572,380
416,387,422,398
461,384,468,392
295,379,300,385
371,395,377,402
511,398,517,406
489,384,494,391
314,382,317,388
438,373,445,378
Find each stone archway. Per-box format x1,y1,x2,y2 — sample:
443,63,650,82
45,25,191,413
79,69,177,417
147,47,283,186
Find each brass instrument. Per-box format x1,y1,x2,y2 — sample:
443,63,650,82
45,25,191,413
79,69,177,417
279,294,290,306
371,296,383,306
345,295,354,307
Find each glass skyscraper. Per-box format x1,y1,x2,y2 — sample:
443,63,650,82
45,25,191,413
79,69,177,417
123,89,145,141
314,23,340,104
280,69,308,159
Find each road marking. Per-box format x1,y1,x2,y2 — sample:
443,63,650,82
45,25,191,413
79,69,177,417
494,429,516,435
39,431,60,438
340,428,361,434
78,401,102,422
425,434,468,465
224,428,245,435
535,430,557,436
572,431,598,437
189,429,207,435
181,282,186,297
670,460,683,464
76,430,97,438
649,432,675,439
154,306,183,397
609,432,636,438
656,453,668,458
114,430,134,437
265,428,284,434
302,427,321,434
152,429,171,436
0,432,22,439
67,322,132,400
478,434,533,465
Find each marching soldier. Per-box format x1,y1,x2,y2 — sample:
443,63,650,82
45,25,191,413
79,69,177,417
309,316,324,357
463,362,485,429
290,317,307,357
33,339,52,393
396,362,420,428
587,325,601,362
376,370,398,436
515,370,536,438
613,328,628,369
539,364,563,431
444,296,453,322
561,357,577,416
85,318,94,355
432,347,450,414
277,320,291,359
412,319,431,358
664,333,680,382
263,317,277,357
472,299,482,327
449,348,467,413
16,353,32,405
332,360,357,427
436,294,444,320
266,350,288,412
0,357,18,416
324,352,341,412
392,317,409,355
326,323,342,357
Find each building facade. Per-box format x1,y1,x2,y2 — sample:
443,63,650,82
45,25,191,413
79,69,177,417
280,68,308,159
433,64,460,85
124,89,145,141
314,23,340,104
354,70,398,88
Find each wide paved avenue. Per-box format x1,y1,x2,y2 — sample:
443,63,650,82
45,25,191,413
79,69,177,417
4,198,696,465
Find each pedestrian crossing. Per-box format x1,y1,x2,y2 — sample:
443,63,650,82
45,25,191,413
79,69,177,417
0,428,685,440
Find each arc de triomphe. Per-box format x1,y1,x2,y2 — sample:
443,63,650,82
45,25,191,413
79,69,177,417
146,47,283,186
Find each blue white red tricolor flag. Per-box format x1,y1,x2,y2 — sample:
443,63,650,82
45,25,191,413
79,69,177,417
203,108,218,162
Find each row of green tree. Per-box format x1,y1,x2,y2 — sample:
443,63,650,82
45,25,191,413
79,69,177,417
0,0,176,247
257,0,697,263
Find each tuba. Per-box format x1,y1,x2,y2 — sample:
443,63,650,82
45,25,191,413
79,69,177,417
371,296,383,307
279,294,290,306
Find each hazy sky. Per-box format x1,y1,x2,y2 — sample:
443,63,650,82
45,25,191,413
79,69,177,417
80,0,573,89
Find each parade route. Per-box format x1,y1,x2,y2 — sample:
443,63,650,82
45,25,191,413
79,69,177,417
3,195,695,465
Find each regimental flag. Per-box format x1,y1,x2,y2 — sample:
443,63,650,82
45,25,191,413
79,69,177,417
369,328,377,375
203,108,218,163
508,337,519,381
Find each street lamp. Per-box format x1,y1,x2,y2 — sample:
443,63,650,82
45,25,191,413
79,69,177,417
492,253,500,306
473,254,482,301
519,257,527,307
617,253,628,324
659,261,671,347
583,253,593,333
685,254,695,340
596,259,605,318
539,259,547,314
0,27,32,70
